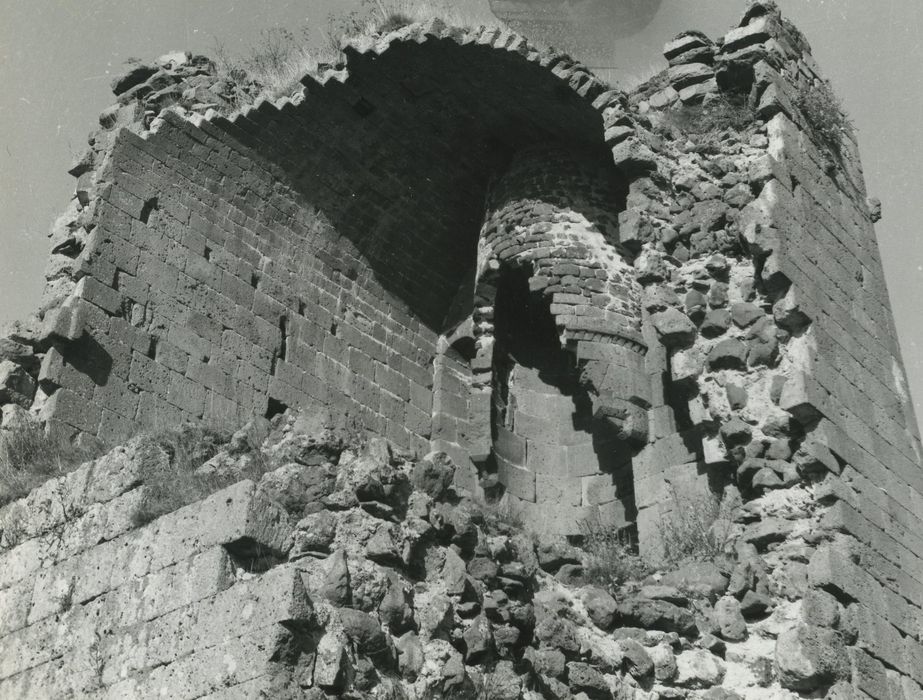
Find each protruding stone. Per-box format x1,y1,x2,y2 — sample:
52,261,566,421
707,338,748,370
775,625,849,690
675,649,726,688
321,550,351,606
582,586,618,630
730,302,763,328
661,562,730,598
652,308,697,348
649,642,678,681
713,596,747,641
720,417,752,447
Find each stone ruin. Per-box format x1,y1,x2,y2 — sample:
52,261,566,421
1,2,922,697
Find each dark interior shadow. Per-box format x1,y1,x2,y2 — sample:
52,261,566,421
61,332,113,387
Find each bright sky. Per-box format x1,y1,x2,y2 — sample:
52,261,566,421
2,0,922,430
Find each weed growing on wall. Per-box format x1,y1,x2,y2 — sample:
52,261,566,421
0,421,102,507
795,78,853,160
658,486,735,568
578,519,653,592
213,0,507,110
131,425,261,526
657,94,756,153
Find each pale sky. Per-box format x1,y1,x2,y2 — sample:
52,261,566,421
2,0,923,430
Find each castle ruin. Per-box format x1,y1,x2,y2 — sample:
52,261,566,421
0,2,921,697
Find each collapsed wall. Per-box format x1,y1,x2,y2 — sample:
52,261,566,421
1,1,922,697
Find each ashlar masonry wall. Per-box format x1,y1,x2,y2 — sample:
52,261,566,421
2,6,923,696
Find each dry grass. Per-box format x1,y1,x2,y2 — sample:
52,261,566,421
131,424,271,526
656,94,757,153
659,485,735,568
0,421,102,507
213,0,508,111
475,497,526,537
578,519,653,592
795,78,853,160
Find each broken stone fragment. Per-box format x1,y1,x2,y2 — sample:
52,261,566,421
643,286,680,313
730,301,763,328
524,647,566,678
674,649,726,688
648,642,678,681
685,289,708,319
314,631,350,691
775,624,849,690
713,596,747,641
668,63,715,91
619,638,654,680
379,574,414,633
664,31,715,66
772,288,811,333
742,517,795,548
866,196,882,223
412,452,455,499
567,662,610,697
652,307,697,348
581,586,618,631
671,347,705,393
720,417,752,448
708,282,729,308
746,316,780,366
801,589,841,628
707,338,748,370
0,361,37,408
259,462,337,514
321,549,351,606
288,509,337,557
463,613,494,664
615,598,696,635
700,309,731,338
660,561,730,599
110,62,158,95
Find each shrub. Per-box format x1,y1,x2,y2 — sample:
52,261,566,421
795,78,853,159
658,485,735,568
0,420,103,507
578,519,653,592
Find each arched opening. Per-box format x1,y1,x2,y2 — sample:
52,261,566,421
488,265,637,535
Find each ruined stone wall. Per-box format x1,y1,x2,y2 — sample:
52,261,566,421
1,4,923,697
57,110,438,454
617,4,923,695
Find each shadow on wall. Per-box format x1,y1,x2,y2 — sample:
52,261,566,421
234,37,612,333
490,266,637,527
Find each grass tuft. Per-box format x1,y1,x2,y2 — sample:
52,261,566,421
212,0,508,113
578,519,653,592
795,78,853,160
659,485,735,568
656,94,757,153
131,424,271,527
0,421,102,508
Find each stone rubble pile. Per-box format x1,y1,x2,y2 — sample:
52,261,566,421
0,408,852,697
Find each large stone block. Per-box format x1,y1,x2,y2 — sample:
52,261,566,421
148,480,292,572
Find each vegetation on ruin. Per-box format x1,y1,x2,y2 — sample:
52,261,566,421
579,520,653,592
795,78,853,160
657,94,757,154
0,421,103,507
658,485,735,568
132,424,266,526
213,0,507,108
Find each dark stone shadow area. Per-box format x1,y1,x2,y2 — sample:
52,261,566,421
210,36,618,332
